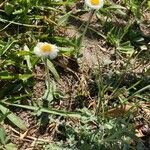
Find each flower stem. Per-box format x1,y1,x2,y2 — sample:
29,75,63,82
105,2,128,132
43,58,51,100
81,10,95,42
77,9,95,57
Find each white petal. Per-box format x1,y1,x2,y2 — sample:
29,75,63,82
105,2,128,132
49,47,59,59
34,46,42,57
34,42,59,59
85,0,104,9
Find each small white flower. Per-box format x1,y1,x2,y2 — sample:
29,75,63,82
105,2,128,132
85,0,104,9
34,42,59,59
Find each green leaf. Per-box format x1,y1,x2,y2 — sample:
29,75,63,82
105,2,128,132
59,47,75,56
148,1,150,9
0,71,33,81
106,27,121,46
4,3,14,15
24,45,32,71
0,71,15,80
117,41,134,55
74,35,82,48
0,111,10,123
5,103,86,119
12,9,24,15
16,50,32,56
57,11,71,26
0,39,18,56
125,0,141,19
0,127,6,145
43,80,61,102
18,74,33,81
53,36,76,47
0,104,27,131
42,81,54,102
5,143,17,150
46,59,60,81
107,4,126,10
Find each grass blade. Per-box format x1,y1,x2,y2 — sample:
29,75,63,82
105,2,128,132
0,104,27,131
46,59,60,81
4,103,85,119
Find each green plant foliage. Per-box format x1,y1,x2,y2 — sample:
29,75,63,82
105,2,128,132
0,104,27,131
124,0,142,19
0,127,17,150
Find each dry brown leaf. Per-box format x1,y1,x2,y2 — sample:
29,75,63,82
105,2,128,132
135,129,145,138
105,104,138,117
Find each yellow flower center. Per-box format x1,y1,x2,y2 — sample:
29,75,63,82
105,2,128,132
41,44,52,53
91,0,100,5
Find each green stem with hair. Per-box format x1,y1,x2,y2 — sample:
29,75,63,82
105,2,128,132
43,58,51,100
77,9,95,57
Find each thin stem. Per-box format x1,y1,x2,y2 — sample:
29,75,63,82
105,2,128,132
95,47,104,117
41,58,51,130
77,9,95,56
0,18,45,28
127,84,150,100
43,58,51,100
95,45,104,116
110,54,133,99
81,10,95,43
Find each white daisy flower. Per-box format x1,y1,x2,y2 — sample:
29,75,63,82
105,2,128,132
34,42,59,59
85,0,104,9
